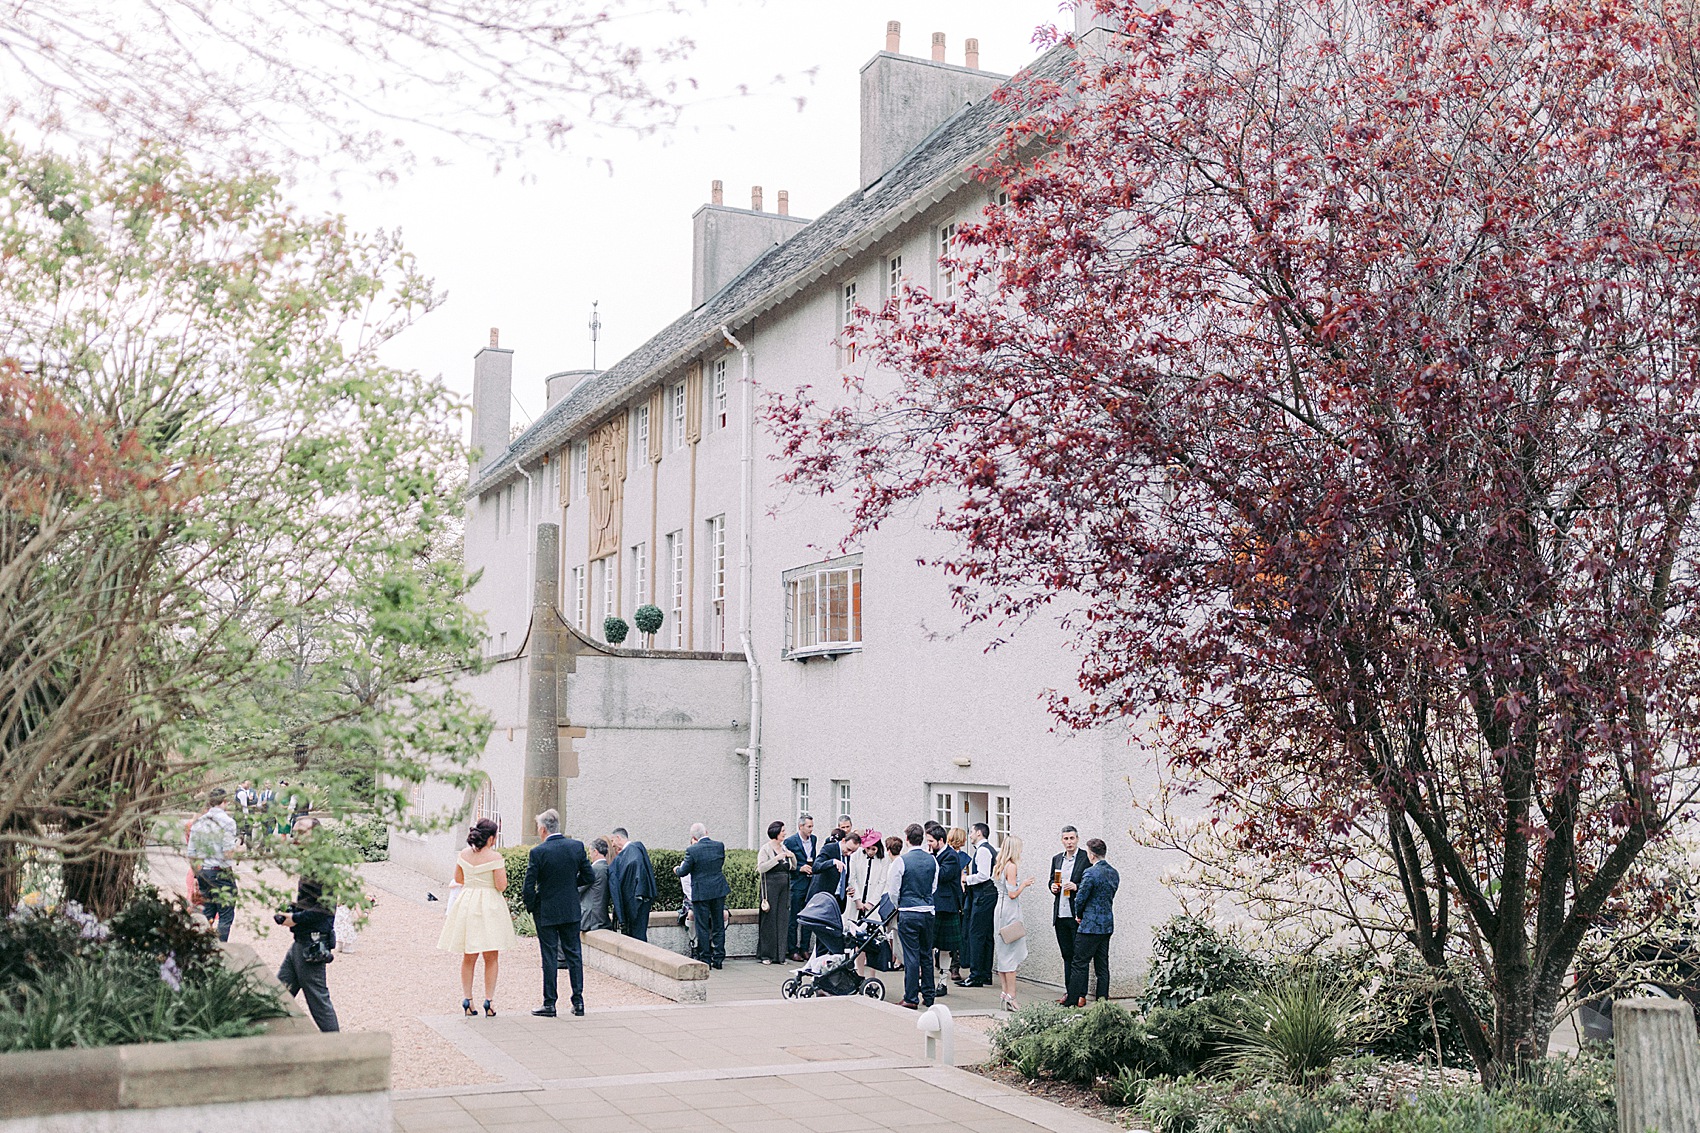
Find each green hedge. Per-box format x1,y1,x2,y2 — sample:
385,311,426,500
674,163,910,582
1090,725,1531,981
499,845,758,919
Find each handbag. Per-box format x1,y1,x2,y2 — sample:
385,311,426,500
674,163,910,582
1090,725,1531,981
999,920,1027,944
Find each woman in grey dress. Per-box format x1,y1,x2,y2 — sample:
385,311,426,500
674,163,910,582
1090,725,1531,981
992,834,1036,1011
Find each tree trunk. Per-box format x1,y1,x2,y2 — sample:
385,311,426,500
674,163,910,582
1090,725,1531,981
60,844,137,920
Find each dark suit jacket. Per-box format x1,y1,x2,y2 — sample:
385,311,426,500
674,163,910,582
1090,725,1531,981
933,846,965,914
610,841,657,928
783,832,817,898
523,834,594,927
1050,849,1090,921
1074,861,1120,935
675,837,730,902
806,840,843,904
579,858,611,931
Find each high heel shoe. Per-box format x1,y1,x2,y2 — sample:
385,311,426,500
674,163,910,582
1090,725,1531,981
1001,993,1018,1012
484,1000,495,1017
462,998,476,1017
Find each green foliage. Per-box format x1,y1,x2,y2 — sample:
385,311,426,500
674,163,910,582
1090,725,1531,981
501,845,531,922
321,813,390,862
0,951,286,1052
0,134,489,913
106,886,224,977
1140,917,1268,1012
603,616,629,644
1099,1065,1148,1107
998,999,1224,1085
651,848,759,911
1221,975,1362,1088
0,903,96,986
992,1000,1078,1061
633,604,664,635
1139,1075,1227,1133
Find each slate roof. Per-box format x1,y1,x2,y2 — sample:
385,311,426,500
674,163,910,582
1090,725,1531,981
469,42,1075,497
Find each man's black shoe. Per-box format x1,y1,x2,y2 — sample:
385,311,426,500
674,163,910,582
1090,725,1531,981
955,978,989,988
711,960,723,969
934,984,948,996
571,1003,585,1017
531,1005,557,1017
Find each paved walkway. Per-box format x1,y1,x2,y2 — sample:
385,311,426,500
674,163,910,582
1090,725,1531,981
395,971,1120,1133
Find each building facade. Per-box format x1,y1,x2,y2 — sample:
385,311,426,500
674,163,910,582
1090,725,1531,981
393,13,1177,992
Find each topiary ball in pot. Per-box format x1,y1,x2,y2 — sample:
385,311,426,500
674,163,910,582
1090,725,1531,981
604,615,629,644
633,604,664,636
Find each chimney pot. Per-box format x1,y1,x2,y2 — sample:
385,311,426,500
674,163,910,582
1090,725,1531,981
711,179,724,205
931,32,946,62
751,185,764,211
965,38,980,69
777,190,790,216
489,327,499,347
885,20,901,52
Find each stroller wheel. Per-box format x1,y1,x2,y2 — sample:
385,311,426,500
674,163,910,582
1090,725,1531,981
861,978,886,1001
781,977,801,1000
799,981,820,998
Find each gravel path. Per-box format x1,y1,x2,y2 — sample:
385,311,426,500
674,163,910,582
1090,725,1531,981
149,852,666,1090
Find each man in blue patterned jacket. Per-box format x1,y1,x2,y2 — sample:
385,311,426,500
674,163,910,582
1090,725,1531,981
1065,838,1119,1007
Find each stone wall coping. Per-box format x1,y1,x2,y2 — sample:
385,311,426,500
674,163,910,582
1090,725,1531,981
645,907,759,928
0,1030,391,1120
584,928,708,980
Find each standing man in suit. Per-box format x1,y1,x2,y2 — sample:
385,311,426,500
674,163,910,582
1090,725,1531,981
675,823,730,968
928,822,963,998
885,823,938,1009
783,813,818,960
607,827,657,942
1066,838,1120,1007
579,837,613,932
956,822,998,988
523,809,595,1017
807,831,846,907
1049,825,1090,1000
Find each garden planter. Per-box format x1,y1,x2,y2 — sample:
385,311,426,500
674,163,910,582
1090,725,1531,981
0,943,391,1133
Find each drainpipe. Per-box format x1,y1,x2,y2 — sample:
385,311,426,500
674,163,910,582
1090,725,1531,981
516,466,536,600
722,325,761,850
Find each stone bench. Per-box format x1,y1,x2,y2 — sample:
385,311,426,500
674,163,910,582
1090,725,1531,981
583,928,709,1002
643,907,761,961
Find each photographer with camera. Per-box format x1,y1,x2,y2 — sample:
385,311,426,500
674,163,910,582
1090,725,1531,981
275,816,339,1031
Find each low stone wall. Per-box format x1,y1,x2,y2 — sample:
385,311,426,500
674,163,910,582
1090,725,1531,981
583,928,709,1002
643,907,760,959
0,1031,391,1133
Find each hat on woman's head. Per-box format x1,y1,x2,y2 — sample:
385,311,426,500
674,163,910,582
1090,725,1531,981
861,828,882,848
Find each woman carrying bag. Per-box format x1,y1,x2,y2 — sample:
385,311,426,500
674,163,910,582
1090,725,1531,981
992,834,1035,1011
756,821,796,963
276,817,339,1032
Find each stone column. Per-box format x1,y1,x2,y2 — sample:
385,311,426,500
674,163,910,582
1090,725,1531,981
1615,997,1700,1133
523,522,562,843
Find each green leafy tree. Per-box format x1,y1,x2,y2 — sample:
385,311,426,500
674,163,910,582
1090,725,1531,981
0,136,488,913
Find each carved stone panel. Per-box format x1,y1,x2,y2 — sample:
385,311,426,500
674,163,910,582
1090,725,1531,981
685,361,704,445
647,388,664,463
587,414,628,561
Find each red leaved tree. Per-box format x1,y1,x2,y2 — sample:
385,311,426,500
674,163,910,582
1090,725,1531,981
771,0,1700,1080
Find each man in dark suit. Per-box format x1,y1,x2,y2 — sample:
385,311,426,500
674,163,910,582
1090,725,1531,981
1049,825,1091,1000
523,808,595,1017
674,822,730,968
956,822,998,988
608,826,657,942
928,822,963,997
783,813,818,960
1066,838,1121,1007
807,831,846,906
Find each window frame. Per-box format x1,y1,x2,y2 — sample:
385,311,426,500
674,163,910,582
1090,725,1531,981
782,553,864,660
667,530,685,648
707,514,727,651
840,279,858,363
571,565,586,629
834,780,851,823
634,403,650,459
670,380,687,452
795,779,811,821
937,221,957,300
712,358,728,431
887,254,904,300
573,439,589,500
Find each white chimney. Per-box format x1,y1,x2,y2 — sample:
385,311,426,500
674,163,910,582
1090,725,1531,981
860,30,1005,187
469,334,513,469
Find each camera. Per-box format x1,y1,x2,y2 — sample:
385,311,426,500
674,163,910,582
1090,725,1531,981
273,912,286,925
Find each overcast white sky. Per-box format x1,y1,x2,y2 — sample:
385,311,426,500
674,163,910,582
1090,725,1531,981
304,0,1065,434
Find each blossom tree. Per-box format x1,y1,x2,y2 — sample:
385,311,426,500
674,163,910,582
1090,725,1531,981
771,0,1700,1080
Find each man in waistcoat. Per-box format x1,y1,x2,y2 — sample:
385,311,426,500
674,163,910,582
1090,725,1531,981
885,822,938,1009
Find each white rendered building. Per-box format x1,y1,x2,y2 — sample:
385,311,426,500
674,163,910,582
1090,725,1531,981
393,15,1176,992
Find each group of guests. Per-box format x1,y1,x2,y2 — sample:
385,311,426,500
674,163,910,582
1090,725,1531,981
229,779,312,844
755,814,1121,1011
436,811,732,1018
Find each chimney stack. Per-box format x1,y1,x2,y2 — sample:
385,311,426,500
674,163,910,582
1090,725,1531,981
965,38,980,69
711,179,724,205
885,20,901,53
470,333,514,469
751,185,763,212
777,190,790,216
931,32,946,62
489,327,500,348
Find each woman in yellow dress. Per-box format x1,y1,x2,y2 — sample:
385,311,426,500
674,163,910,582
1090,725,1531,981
436,818,518,1015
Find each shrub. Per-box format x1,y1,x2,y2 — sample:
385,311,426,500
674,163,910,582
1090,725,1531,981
1100,1065,1148,1107
1141,916,1268,1012
0,950,286,1052
1324,1090,1577,1133
992,1000,1078,1061
604,616,630,644
0,902,99,986
1221,975,1362,1089
633,604,664,635
501,846,531,921
994,995,1228,1084
107,886,223,977
322,813,390,862
1138,1075,1229,1133
651,848,759,911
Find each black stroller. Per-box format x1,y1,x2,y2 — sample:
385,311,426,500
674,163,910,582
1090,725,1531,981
781,892,890,1000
